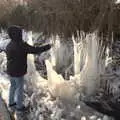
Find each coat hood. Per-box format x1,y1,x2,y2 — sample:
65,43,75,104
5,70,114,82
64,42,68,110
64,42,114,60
7,25,22,42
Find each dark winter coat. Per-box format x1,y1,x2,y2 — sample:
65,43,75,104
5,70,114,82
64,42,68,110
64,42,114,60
6,26,51,77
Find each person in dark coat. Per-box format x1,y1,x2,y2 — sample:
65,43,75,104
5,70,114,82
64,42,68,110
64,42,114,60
6,25,51,111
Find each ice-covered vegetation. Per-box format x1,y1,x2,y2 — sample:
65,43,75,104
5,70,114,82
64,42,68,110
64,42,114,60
0,31,116,120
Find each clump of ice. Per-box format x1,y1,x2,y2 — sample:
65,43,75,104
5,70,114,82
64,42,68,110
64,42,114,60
48,32,101,98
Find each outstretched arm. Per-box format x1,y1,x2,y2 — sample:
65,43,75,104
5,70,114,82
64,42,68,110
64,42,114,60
24,42,51,54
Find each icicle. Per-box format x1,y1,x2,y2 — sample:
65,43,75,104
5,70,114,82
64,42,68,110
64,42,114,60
72,35,81,75
72,31,86,75
80,33,99,95
25,31,47,89
71,32,100,95
26,31,36,73
50,35,57,67
105,47,112,67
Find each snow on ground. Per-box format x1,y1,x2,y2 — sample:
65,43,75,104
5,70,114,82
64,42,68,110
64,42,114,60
0,70,114,120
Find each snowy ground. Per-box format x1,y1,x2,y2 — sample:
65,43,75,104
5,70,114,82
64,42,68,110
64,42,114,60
0,71,114,120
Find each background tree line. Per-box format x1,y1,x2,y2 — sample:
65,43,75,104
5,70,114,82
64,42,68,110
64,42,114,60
0,0,119,38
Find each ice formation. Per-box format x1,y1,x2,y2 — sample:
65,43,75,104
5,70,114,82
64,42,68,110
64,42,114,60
0,31,115,120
